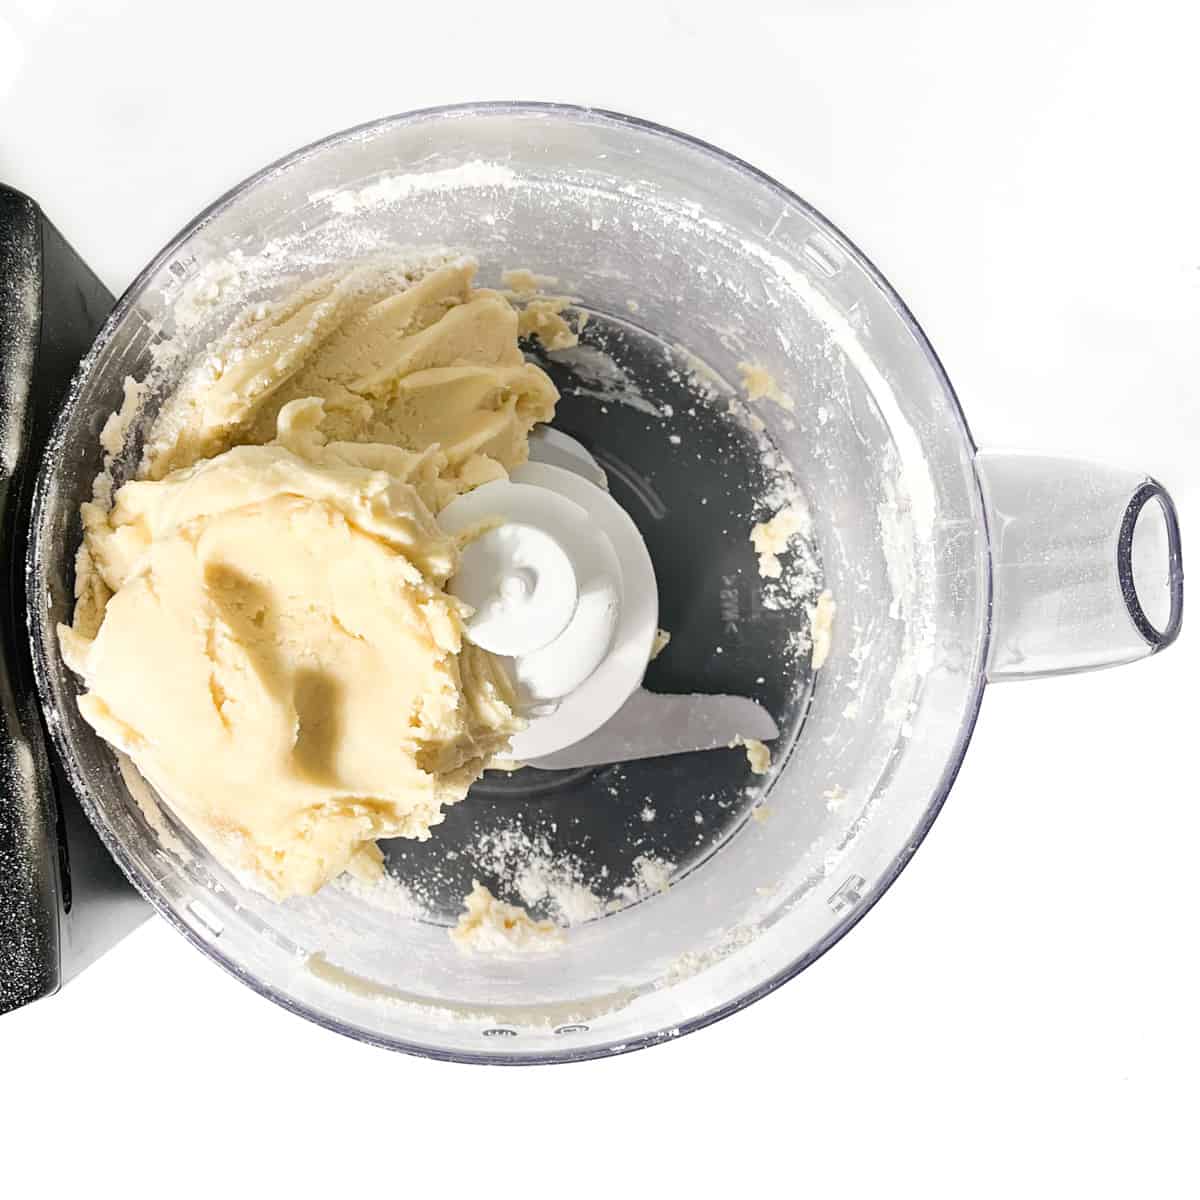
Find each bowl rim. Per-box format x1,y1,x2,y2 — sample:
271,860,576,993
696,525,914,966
26,100,991,1066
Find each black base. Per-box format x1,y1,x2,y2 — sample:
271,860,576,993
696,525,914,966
0,185,146,1016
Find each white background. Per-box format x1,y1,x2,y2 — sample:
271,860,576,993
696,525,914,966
2,1,1197,1194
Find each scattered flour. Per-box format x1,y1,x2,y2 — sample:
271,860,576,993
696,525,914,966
312,162,520,215
550,342,660,416
615,853,675,902
333,868,424,917
670,341,732,404
462,821,676,926
467,825,604,925
660,924,760,989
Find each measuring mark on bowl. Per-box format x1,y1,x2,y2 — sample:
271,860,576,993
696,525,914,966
828,874,867,913
801,234,845,279
187,899,224,938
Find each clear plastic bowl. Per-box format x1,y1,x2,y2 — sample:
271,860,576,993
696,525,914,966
26,103,1182,1062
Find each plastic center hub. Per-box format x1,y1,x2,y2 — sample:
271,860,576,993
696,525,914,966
447,521,578,657
438,477,626,713
438,453,659,760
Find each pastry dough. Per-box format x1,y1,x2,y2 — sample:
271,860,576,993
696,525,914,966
61,259,560,899
451,882,564,956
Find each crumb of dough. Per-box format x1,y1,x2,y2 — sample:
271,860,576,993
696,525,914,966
808,589,836,670
824,784,847,812
59,258,556,901
731,735,771,775
737,361,795,410
751,804,772,823
650,627,672,660
517,296,584,351
100,376,149,456
738,362,774,400
501,267,559,298
750,506,808,579
450,881,565,957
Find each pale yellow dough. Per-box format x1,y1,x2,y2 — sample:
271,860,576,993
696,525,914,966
515,296,585,351
650,627,672,661
750,506,807,579
731,735,771,775
808,589,836,670
60,259,561,900
451,882,565,956
737,361,794,411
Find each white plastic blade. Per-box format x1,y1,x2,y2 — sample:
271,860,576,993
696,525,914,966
527,426,609,489
524,687,779,771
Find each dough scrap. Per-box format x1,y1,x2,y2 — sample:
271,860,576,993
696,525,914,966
750,505,808,579
737,361,794,411
732,735,771,775
516,296,585,351
451,881,565,956
142,257,556,488
808,589,836,670
60,259,559,900
500,267,558,298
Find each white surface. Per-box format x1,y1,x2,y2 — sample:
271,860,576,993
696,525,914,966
2,1,1197,1194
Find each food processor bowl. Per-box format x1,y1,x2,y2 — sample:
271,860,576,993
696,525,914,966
23,104,1183,1061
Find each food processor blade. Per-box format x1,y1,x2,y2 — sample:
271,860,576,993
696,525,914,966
524,686,779,770
507,426,782,768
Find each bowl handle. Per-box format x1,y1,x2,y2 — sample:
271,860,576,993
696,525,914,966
975,451,1183,680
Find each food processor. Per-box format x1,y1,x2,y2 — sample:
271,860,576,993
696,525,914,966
0,103,1183,1062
